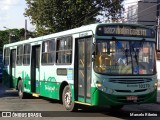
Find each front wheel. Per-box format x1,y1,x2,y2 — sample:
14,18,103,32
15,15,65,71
62,85,77,111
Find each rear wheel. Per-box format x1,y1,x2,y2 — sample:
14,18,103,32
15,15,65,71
62,85,77,111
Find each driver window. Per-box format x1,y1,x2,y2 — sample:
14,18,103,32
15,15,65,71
95,41,115,72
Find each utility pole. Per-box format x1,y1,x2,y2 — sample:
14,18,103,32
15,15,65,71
25,19,27,40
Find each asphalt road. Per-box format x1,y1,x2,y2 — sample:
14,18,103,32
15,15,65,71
0,84,160,120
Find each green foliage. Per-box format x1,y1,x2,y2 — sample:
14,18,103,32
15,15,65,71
0,31,8,51
0,29,35,52
24,0,124,36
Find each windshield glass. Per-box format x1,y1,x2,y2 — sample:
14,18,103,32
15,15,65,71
94,40,155,75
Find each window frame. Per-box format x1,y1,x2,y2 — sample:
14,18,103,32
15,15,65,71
94,39,156,76
4,48,10,65
41,39,55,65
56,36,72,65
23,44,31,65
16,45,23,66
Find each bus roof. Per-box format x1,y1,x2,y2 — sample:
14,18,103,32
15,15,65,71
3,23,154,48
4,23,99,48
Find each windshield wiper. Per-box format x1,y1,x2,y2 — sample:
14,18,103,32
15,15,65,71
134,48,139,66
125,49,129,65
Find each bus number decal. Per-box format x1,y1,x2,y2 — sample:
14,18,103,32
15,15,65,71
139,84,150,88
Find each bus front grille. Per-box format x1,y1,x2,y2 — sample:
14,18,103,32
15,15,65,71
115,89,147,93
109,78,152,84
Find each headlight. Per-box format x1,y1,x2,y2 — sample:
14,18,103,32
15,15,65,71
96,81,102,88
154,80,158,88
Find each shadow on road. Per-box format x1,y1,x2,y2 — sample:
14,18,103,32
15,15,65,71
0,83,18,98
67,105,160,119
39,105,160,119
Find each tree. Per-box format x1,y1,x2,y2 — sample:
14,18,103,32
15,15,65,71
24,0,124,36
0,29,36,52
0,31,8,51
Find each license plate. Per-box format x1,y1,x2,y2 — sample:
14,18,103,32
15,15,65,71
127,96,138,101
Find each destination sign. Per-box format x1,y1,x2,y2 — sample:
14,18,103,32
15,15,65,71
96,25,155,38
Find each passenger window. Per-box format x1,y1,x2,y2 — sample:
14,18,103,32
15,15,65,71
56,37,72,64
17,45,23,65
42,39,55,64
4,48,10,65
23,44,31,65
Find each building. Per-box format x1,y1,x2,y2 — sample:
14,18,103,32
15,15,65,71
127,0,159,27
126,0,160,50
127,4,138,24
139,0,158,27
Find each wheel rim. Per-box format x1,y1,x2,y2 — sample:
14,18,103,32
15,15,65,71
64,90,72,107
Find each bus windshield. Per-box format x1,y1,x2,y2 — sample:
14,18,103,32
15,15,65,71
94,40,156,75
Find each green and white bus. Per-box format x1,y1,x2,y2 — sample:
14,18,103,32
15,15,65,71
3,23,158,111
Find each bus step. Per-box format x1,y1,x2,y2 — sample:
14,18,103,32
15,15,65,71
32,93,40,97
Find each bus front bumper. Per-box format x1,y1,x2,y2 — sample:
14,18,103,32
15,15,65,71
91,88,157,107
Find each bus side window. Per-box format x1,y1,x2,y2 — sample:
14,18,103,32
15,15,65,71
17,45,23,65
23,44,31,65
4,48,10,65
56,36,72,64
42,39,55,64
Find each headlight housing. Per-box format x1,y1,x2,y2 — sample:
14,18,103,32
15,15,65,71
96,81,102,88
154,80,158,88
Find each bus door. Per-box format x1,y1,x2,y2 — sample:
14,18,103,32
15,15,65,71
10,49,16,88
31,45,40,93
75,37,92,103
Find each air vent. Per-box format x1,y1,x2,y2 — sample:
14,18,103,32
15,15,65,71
109,78,152,84
115,89,147,93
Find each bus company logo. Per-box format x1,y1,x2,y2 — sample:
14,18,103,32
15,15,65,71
2,112,11,117
1,112,42,117
131,89,135,93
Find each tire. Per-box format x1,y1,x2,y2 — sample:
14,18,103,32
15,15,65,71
18,80,27,99
62,85,77,111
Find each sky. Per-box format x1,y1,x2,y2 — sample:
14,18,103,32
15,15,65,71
0,0,34,31
0,0,140,31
